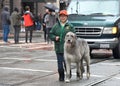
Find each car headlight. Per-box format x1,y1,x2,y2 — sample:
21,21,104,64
103,27,117,34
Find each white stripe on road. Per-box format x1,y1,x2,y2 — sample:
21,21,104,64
72,73,120,80
114,77,120,80
100,62,120,66
0,67,54,73
0,57,32,61
34,59,57,62
0,46,22,49
0,58,57,62
72,73,104,78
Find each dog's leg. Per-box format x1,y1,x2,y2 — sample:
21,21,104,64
65,61,71,83
80,58,85,79
85,55,90,79
76,62,82,80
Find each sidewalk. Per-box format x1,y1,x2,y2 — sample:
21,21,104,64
0,30,54,51
0,30,43,39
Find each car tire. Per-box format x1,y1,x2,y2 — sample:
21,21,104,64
90,48,93,58
112,37,120,59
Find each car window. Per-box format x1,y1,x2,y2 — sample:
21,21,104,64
67,0,119,16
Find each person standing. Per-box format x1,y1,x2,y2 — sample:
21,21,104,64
45,9,56,44
1,6,11,43
11,7,21,44
34,13,41,31
50,10,75,81
22,6,34,43
42,9,49,42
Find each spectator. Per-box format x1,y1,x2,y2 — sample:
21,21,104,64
11,7,21,44
34,14,41,31
22,6,34,43
1,6,11,43
42,9,49,42
44,9,56,44
50,10,75,81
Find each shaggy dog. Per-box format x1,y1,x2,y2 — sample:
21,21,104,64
64,32,90,83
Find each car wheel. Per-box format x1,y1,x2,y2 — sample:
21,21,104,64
112,37,120,59
90,48,93,58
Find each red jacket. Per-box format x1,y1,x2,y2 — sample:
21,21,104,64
23,13,34,27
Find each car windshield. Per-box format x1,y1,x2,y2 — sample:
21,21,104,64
67,0,120,16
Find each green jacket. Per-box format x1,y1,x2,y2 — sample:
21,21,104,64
50,21,75,53
11,11,21,26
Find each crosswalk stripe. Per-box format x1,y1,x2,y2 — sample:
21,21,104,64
0,67,54,73
0,57,57,62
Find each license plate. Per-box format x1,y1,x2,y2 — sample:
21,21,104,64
100,44,110,48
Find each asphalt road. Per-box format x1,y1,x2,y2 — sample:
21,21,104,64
0,34,120,86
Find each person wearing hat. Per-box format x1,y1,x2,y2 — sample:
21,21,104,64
50,10,75,81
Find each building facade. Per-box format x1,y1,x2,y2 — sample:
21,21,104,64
0,0,61,30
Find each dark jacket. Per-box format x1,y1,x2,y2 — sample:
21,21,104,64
50,21,75,53
11,11,21,26
1,6,10,25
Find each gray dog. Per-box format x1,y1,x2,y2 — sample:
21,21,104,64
64,32,90,83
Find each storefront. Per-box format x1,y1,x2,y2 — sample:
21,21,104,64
0,0,57,30
21,0,56,15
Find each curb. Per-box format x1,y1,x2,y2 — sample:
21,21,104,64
0,30,43,39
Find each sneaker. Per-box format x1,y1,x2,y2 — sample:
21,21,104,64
3,42,10,44
59,78,64,81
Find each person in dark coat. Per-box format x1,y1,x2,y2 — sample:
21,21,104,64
45,9,56,44
42,9,49,42
11,7,21,44
1,6,11,43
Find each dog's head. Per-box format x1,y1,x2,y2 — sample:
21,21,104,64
65,32,77,47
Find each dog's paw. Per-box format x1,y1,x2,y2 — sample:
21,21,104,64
76,77,80,81
76,77,81,81
87,73,90,79
65,79,70,83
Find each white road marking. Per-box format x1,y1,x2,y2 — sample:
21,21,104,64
0,67,54,73
34,59,57,62
72,73,104,78
100,62,120,66
0,46,21,49
0,57,57,62
72,73,120,80
114,77,120,80
0,57,32,60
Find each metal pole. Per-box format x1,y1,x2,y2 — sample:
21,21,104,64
36,1,38,15
0,0,4,8
9,0,13,14
59,0,66,10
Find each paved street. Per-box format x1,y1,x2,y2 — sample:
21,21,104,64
0,31,120,86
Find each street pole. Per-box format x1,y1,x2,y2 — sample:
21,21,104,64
35,1,38,15
9,0,13,14
59,0,66,11
0,0,4,8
